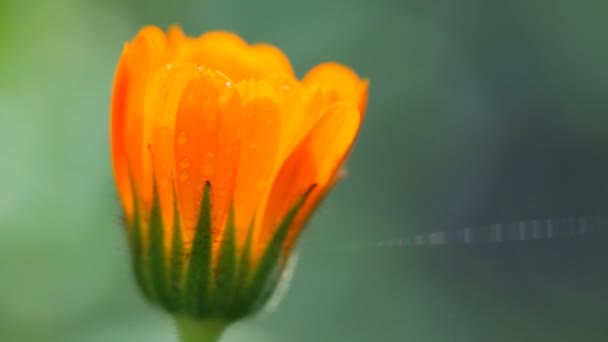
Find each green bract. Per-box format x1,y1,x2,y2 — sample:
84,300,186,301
126,181,315,322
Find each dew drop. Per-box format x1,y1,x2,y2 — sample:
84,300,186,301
179,157,191,169
179,170,190,181
225,81,232,87
177,131,188,144
202,152,216,177
203,152,215,162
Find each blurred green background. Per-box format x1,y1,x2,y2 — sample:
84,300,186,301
1,0,608,341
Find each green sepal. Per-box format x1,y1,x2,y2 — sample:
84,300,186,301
127,199,152,299
169,189,184,311
124,178,316,322
125,173,155,301
148,181,171,307
239,184,316,314
209,205,237,314
227,219,255,320
183,181,213,317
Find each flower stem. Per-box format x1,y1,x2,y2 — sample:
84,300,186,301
175,317,227,342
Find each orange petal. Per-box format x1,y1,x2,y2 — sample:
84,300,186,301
261,74,314,160
178,31,295,82
232,86,281,248
210,81,244,243
111,46,134,219
302,62,369,114
148,63,199,248
167,25,187,48
173,69,232,244
261,102,362,255
122,27,172,213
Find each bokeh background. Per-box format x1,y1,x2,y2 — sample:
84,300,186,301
2,0,608,341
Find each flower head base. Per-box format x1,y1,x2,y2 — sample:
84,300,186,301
111,26,368,322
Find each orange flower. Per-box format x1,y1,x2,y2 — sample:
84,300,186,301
111,26,368,321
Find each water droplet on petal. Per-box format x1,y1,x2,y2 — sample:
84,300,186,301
179,157,191,169
179,170,190,181
177,131,188,144
204,152,215,162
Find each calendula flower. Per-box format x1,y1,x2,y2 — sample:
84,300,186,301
110,25,367,340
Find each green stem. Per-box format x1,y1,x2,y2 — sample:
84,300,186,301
175,317,227,342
